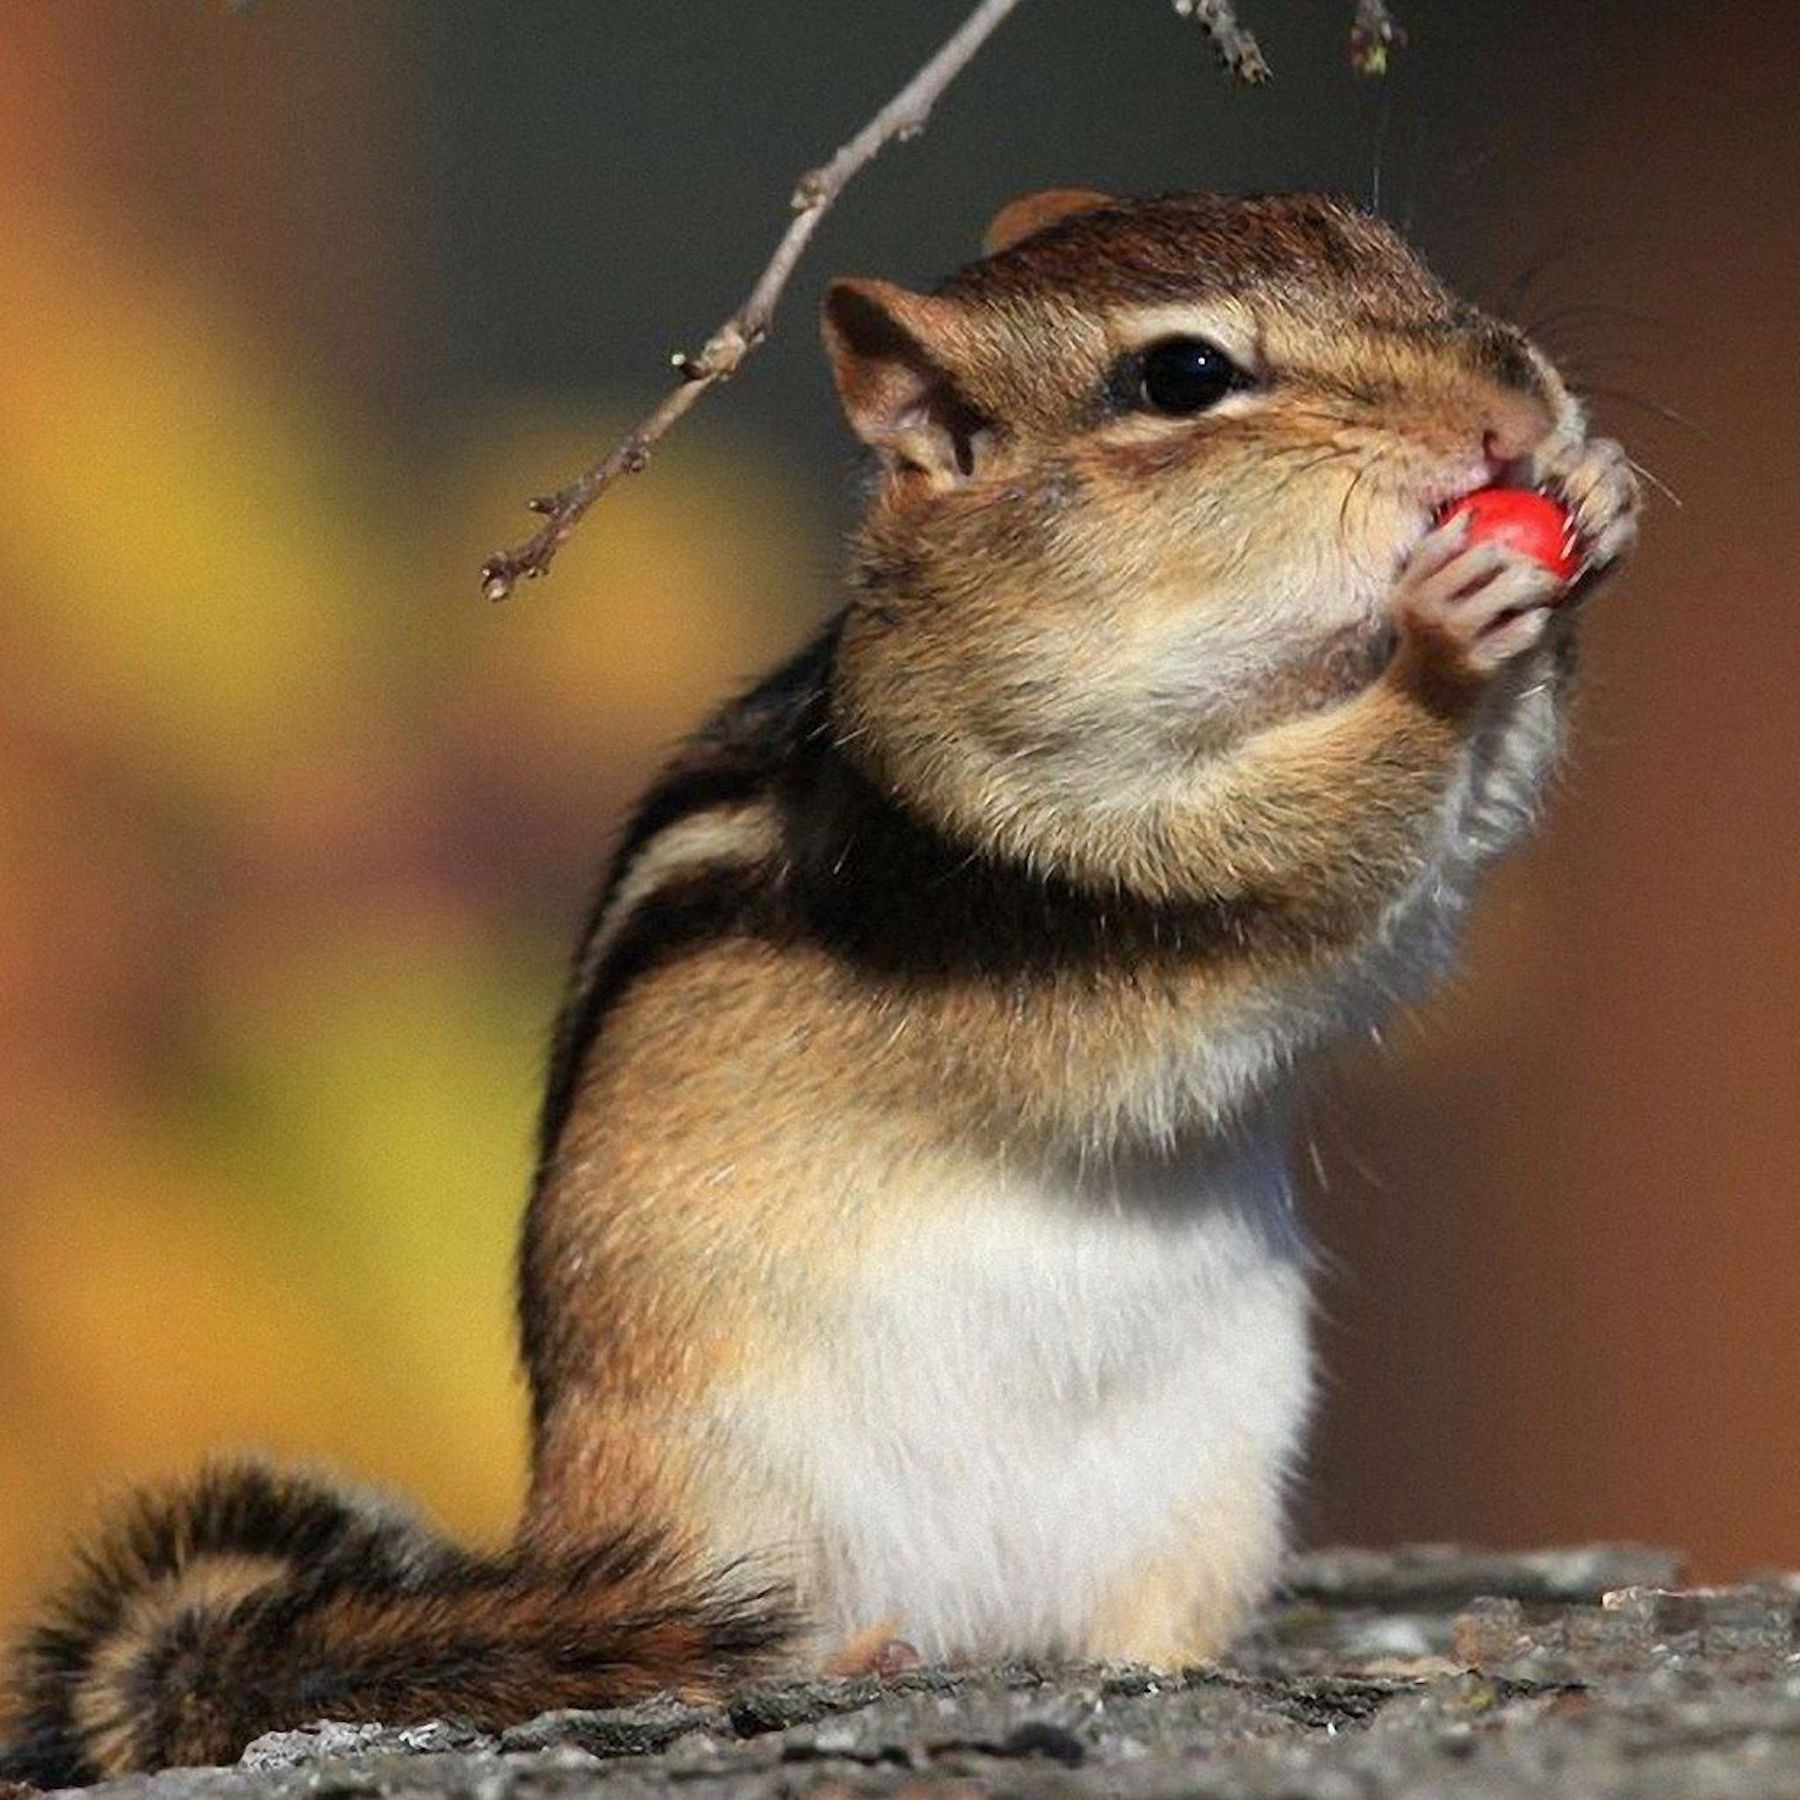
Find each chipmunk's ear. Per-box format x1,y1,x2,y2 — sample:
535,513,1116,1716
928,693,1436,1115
822,278,990,493
981,188,1114,255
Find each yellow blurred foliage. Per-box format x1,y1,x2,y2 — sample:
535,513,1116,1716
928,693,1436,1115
0,181,822,1632
0,195,395,808
442,414,822,794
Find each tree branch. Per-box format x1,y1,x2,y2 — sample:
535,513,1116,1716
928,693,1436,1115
479,0,1403,600
1349,0,1405,76
1172,0,1270,84
480,0,1030,602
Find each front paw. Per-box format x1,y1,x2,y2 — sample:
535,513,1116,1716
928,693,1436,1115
1535,434,1642,575
1388,514,1562,704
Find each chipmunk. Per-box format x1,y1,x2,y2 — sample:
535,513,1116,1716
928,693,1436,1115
1,188,1639,1783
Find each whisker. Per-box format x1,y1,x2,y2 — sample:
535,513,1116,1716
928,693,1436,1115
1337,452,1378,546
1625,455,1684,509
1495,227,1647,313
1368,86,1394,216
1524,300,1668,337
1544,349,1659,370
1575,382,1707,438
1495,239,1592,313
1272,449,1356,492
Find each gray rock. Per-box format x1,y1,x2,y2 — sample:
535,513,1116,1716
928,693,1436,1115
21,1547,1800,1799
497,1701,723,1759
240,1725,496,1774
1283,1542,1686,1606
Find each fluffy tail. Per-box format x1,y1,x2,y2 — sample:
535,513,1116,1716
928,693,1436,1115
0,1462,792,1785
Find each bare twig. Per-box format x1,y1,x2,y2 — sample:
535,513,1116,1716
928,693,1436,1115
480,0,1030,602
1172,0,1270,84
480,0,1405,599
1350,0,1405,75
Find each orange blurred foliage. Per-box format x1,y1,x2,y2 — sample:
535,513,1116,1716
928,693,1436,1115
0,15,821,1624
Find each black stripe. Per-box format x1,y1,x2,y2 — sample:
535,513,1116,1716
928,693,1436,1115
784,741,1278,983
516,624,1316,1436
0,1463,460,1786
520,861,786,1417
534,635,1292,1186
534,627,838,1173
535,862,785,1182
612,629,838,871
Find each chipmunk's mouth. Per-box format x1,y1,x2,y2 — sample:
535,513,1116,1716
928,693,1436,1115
1419,456,1508,516
1392,449,1538,575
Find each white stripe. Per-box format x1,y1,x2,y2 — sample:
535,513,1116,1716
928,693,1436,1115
577,803,781,988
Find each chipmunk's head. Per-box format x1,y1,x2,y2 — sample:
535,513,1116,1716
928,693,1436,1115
823,189,1582,867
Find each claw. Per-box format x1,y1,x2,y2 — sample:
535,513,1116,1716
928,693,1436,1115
1534,436,1642,574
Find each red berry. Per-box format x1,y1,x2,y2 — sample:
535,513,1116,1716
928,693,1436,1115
1437,487,1582,584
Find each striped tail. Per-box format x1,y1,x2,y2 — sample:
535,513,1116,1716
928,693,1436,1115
0,1462,791,1784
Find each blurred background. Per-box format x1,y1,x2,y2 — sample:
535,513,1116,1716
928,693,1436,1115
0,0,1792,1629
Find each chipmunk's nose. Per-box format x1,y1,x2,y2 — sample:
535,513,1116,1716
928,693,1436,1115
1469,321,1557,473
1481,391,1555,478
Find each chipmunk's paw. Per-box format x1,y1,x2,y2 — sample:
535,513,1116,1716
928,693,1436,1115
1536,434,1642,574
1391,514,1561,690
821,1622,923,1680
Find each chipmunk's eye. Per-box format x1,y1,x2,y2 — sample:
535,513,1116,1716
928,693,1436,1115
1137,337,1243,414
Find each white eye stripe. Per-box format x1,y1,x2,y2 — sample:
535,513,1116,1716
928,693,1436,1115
1094,389,1270,440
1113,302,1260,372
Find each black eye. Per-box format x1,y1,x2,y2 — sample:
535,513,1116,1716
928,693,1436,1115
1138,337,1243,414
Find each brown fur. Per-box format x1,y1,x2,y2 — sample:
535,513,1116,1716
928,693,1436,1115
4,191,1639,1781
982,187,1114,255
0,1463,788,1782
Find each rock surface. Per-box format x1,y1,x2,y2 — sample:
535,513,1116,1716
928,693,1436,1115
27,1546,1800,1798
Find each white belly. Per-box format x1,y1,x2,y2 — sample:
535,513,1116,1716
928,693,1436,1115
716,1138,1312,1658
